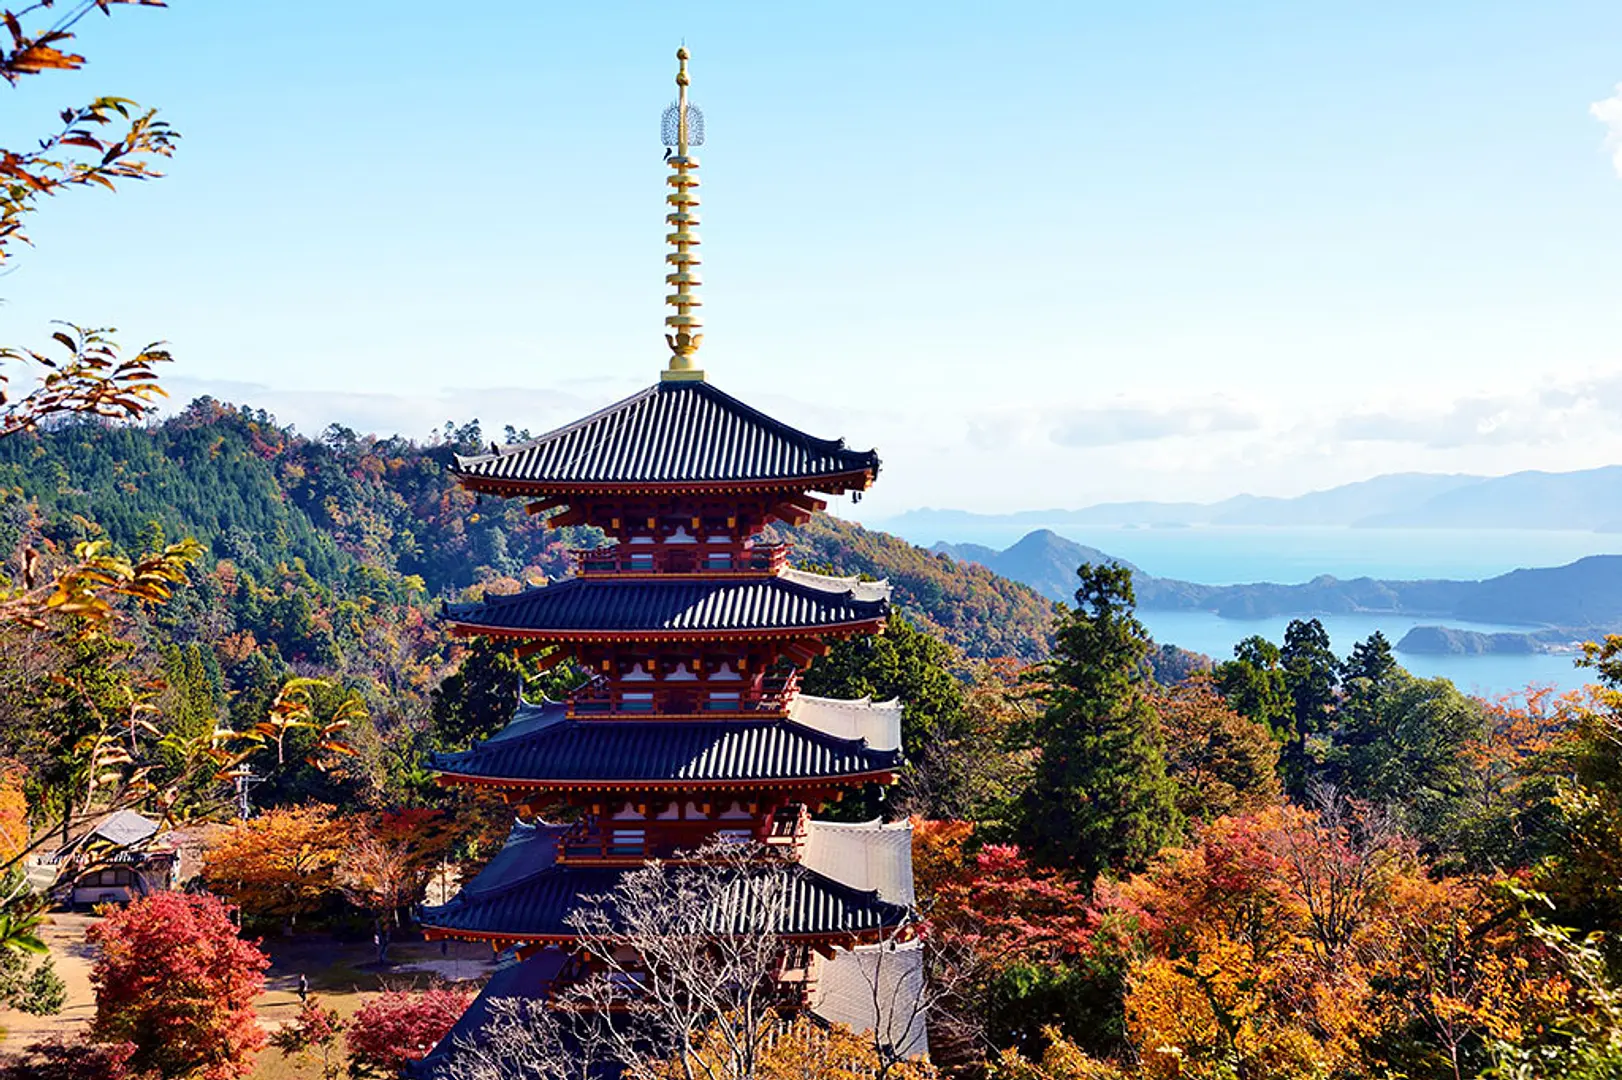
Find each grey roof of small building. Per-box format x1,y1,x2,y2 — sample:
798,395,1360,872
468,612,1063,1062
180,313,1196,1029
800,819,915,906
90,810,160,848
811,940,930,1061
451,380,880,489
429,702,902,785
421,861,911,940
444,572,890,638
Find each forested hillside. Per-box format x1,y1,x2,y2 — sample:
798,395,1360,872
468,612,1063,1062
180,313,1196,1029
3,399,1054,664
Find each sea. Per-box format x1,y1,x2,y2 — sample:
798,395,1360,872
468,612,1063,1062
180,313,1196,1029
873,523,1622,696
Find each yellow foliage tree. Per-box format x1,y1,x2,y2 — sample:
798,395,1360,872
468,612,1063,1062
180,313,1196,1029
642,1015,937,1080
987,1026,1129,1080
202,805,351,928
1095,801,1568,1080
0,765,26,866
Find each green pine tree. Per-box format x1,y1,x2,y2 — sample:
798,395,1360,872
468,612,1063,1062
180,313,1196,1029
428,638,525,752
1213,635,1289,733
1017,562,1181,880
1279,617,1340,794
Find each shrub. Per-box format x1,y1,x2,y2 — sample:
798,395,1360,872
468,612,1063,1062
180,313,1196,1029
0,1037,155,1080
348,987,472,1074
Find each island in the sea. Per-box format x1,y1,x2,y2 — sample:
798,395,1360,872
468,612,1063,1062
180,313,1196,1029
931,529,1622,656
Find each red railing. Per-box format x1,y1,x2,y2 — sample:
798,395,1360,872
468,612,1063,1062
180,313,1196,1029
568,542,789,576
567,678,795,718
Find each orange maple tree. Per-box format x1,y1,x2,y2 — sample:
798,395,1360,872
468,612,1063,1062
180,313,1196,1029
0,765,27,865
202,805,352,928
1090,803,1566,1080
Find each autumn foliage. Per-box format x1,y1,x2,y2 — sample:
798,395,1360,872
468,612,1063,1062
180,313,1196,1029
0,1036,153,1080
338,808,459,927
916,819,1093,964
347,987,473,1072
202,804,350,927
0,763,27,864
87,891,269,1080
649,1015,937,1080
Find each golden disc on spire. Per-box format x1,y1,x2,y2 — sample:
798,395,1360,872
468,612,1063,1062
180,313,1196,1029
662,46,706,382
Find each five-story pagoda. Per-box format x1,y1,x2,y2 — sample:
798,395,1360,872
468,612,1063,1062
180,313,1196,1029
417,48,925,1068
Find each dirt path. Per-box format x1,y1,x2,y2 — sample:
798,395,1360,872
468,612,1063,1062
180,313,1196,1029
0,910,496,1078
0,911,98,1045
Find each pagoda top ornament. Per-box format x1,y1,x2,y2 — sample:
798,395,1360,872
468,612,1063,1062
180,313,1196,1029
662,47,707,383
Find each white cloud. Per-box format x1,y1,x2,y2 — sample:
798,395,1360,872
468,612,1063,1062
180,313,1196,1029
150,368,1622,516
1329,371,1622,449
1048,400,1261,448
1591,83,1622,177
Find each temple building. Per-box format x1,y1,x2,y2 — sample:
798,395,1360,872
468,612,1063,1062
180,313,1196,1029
416,48,925,1070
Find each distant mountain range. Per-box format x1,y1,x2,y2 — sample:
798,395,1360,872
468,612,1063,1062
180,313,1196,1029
888,466,1622,533
935,529,1622,653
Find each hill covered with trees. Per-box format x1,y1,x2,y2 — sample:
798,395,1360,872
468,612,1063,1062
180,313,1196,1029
3,399,1056,666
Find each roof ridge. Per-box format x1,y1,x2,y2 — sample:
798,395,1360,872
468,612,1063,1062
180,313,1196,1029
688,381,852,455
794,694,903,711
453,384,661,470
805,818,913,832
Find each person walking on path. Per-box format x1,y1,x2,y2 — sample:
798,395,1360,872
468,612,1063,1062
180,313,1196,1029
296,973,308,1003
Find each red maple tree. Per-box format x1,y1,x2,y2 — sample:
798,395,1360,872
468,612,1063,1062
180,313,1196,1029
347,987,472,1073
916,819,1095,964
87,892,269,1080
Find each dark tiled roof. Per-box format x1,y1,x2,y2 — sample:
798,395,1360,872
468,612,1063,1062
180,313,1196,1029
461,819,569,897
421,862,911,940
451,381,880,489
445,573,888,638
430,704,902,785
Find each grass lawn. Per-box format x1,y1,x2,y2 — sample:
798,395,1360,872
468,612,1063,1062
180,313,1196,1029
0,910,496,1080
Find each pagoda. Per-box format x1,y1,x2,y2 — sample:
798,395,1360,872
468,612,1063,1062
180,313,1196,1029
416,48,925,1069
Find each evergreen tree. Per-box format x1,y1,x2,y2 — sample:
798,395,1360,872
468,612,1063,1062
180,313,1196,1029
1279,617,1340,794
428,638,524,752
1334,631,1400,787
801,616,983,821
1326,669,1487,854
1342,630,1397,685
1213,635,1289,732
1017,563,1181,879
801,616,967,762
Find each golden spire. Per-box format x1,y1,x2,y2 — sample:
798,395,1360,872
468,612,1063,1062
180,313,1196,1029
661,46,706,382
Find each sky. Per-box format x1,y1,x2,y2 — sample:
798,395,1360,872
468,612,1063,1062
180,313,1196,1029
5,1,1622,518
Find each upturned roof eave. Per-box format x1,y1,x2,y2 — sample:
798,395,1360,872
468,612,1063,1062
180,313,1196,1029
419,925,910,947
448,467,878,498
443,615,888,644
429,768,901,792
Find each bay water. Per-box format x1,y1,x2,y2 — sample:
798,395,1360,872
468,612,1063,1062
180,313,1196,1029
873,522,1620,695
